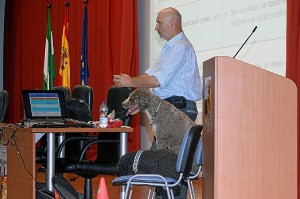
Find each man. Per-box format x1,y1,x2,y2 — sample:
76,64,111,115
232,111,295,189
113,7,202,121
113,7,201,199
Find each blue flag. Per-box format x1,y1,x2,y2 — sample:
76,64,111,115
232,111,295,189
80,4,88,85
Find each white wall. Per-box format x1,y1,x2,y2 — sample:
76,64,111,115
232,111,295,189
149,0,286,76
138,0,154,150
138,0,287,149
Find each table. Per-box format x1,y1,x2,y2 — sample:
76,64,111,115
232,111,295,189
3,125,133,199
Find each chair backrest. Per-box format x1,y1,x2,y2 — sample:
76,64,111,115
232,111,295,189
52,175,80,199
36,190,55,199
177,125,203,174
0,90,9,123
194,136,203,166
66,98,92,122
53,86,70,99
107,86,132,125
96,86,133,164
72,85,93,111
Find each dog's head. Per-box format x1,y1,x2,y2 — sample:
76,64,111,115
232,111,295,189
122,88,152,115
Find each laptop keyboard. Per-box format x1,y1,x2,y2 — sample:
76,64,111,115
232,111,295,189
27,118,67,124
30,122,89,128
25,118,91,128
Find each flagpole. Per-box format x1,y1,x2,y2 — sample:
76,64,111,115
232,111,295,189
44,2,56,192
80,0,89,85
47,2,51,90
44,1,56,90
59,1,71,88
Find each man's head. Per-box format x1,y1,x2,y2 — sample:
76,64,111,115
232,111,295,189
155,7,182,41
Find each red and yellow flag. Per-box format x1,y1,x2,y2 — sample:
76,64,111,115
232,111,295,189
58,3,70,88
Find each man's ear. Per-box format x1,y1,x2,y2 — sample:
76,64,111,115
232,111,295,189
170,19,176,28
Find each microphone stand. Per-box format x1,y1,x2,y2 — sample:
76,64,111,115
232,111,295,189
233,26,257,59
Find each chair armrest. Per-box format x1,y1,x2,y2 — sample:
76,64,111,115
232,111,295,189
56,136,98,157
77,139,117,163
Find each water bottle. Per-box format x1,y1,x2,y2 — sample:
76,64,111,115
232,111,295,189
99,101,108,128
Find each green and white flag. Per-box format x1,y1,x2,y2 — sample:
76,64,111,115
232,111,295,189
43,6,55,90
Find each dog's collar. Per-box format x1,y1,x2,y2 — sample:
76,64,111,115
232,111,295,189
133,150,144,173
150,100,162,125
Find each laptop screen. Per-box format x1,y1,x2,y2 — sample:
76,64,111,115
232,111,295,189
22,90,68,119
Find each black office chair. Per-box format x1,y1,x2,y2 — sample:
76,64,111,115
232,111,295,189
187,135,203,199
56,86,133,199
97,86,133,164
53,86,70,99
112,125,203,199
36,87,71,165
63,98,94,159
71,85,93,111
36,86,93,169
62,85,94,158
52,175,80,199
0,90,9,123
53,86,71,155
51,85,94,162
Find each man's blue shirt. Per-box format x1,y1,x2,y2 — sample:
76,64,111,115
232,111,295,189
145,32,202,101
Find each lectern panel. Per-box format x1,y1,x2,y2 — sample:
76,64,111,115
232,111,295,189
202,56,297,199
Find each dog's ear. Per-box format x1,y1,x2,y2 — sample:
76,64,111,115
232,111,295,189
137,89,151,108
125,88,150,109
136,88,150,93
132,88,151,99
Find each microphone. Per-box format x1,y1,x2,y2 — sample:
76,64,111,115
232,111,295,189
233,26,257,59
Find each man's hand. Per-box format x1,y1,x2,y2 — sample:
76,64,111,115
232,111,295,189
113,73,132,87
113,73,160,88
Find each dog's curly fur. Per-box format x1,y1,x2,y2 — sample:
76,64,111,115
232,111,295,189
122,88,195,154
118,89,197,198
117,149,182,197
117,149,178,178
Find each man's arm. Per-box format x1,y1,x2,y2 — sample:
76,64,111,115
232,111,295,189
113,73,160,88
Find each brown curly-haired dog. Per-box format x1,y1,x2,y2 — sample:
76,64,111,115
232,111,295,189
122,88,195,154
118,89,198,198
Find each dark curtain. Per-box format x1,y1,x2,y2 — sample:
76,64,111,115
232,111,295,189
286,0,300,196
3,0,140,151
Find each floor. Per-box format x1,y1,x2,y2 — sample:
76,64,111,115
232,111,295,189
37,172,203,199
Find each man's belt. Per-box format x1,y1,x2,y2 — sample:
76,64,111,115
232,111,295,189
164,96,187,109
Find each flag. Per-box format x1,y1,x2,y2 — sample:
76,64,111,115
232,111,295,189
80,3,89,85
43,5,55,90
58,4,70,88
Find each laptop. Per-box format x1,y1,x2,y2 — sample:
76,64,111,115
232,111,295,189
22,90,89,128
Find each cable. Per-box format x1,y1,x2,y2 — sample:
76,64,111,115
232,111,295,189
1,123,18,146
1,124,37,186
10,135,37,183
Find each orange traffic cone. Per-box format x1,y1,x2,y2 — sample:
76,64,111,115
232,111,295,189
54,190,60,199
96,177,109,199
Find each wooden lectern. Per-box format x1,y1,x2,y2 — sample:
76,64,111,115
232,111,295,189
202,56,297,199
